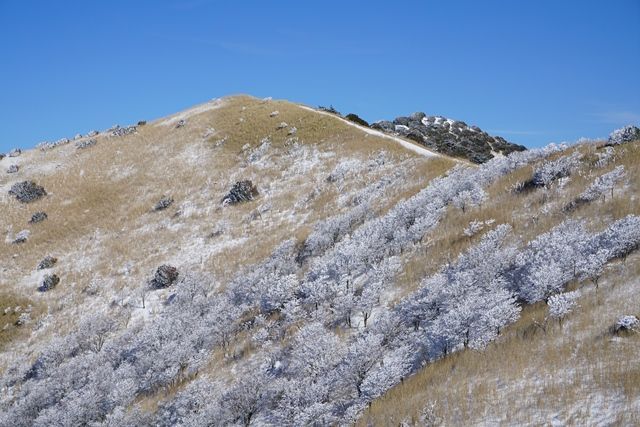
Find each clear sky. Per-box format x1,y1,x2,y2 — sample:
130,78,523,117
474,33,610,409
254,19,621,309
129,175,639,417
1,0,639,151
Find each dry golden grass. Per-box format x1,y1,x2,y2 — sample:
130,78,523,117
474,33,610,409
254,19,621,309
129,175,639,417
360,256,640,426
360,141,640,425
0,95,454,370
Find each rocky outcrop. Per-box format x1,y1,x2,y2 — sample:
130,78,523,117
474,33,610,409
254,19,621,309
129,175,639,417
7,164,19,174
154,196,174,211
30,211,48,223
37,256,58,270
39,274,60,292
372,112,526,163
8,148,21,157
607,125,640,146
222,180,259,206
9,181,47,203
109,125,137,138
76,139,97,149
149,265,179,289
612,315,639,335
13,230,30,244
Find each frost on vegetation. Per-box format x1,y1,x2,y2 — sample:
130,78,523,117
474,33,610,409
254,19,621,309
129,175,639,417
6,164,19,174
595,146,615,168
247,137,271,164
269,110,279,117
2,145,638,426
547,291,579,325
607,125,640,146
326,158,364,184
579,166,625,202
530,152,582,189
463,218,495,237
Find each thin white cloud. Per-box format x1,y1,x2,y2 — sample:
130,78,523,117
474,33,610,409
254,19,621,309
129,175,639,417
591,111,640,124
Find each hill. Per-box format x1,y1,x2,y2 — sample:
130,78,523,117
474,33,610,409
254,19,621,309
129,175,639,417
0,96,638,426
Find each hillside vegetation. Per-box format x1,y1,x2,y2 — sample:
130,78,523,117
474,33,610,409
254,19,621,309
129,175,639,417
0,96,638,426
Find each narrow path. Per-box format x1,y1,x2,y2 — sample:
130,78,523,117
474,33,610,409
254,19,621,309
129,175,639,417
297,104,444,158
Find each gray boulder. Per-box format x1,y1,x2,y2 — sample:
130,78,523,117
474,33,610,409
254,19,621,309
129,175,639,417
175,119,186,129
612,315,639,335
30,211,48,223
76,139,97,149
9,181,47,203
222,180,259,206
13,230,30,244
39,274,60,292
37,256,58,270
7,164,19,174
154,196,174,211
110,125,137,137
149,265,179,289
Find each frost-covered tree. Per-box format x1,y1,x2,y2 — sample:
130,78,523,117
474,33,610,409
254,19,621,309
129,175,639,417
547,291,579,327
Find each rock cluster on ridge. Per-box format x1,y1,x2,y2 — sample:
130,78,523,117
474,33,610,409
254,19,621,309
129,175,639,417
372,112,526,163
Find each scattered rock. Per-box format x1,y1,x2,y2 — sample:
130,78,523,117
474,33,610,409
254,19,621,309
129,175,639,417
7,164,19,174
149,265,179,289
607,125,640,146
612,315,639,335
36,138,70,151
8,148,21,157
222,180,259,206
175,119,186,129
73,133,83,140
154,196,174,211
137,120,147,126
110,125,137,137
37,256,58,270
38,274,60,292
287,126,297,136
276,122,288,130
13,230,30,244
9,181,47,203
87,130,99,137
76,138,97,149
269,111,279,117
30,211,48,224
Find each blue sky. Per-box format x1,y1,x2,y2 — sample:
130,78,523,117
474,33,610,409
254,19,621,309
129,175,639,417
0,0,638,151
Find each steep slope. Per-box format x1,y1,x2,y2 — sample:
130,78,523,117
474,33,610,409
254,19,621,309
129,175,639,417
0,95,454,356
0,96,638,426
372,112,526,163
